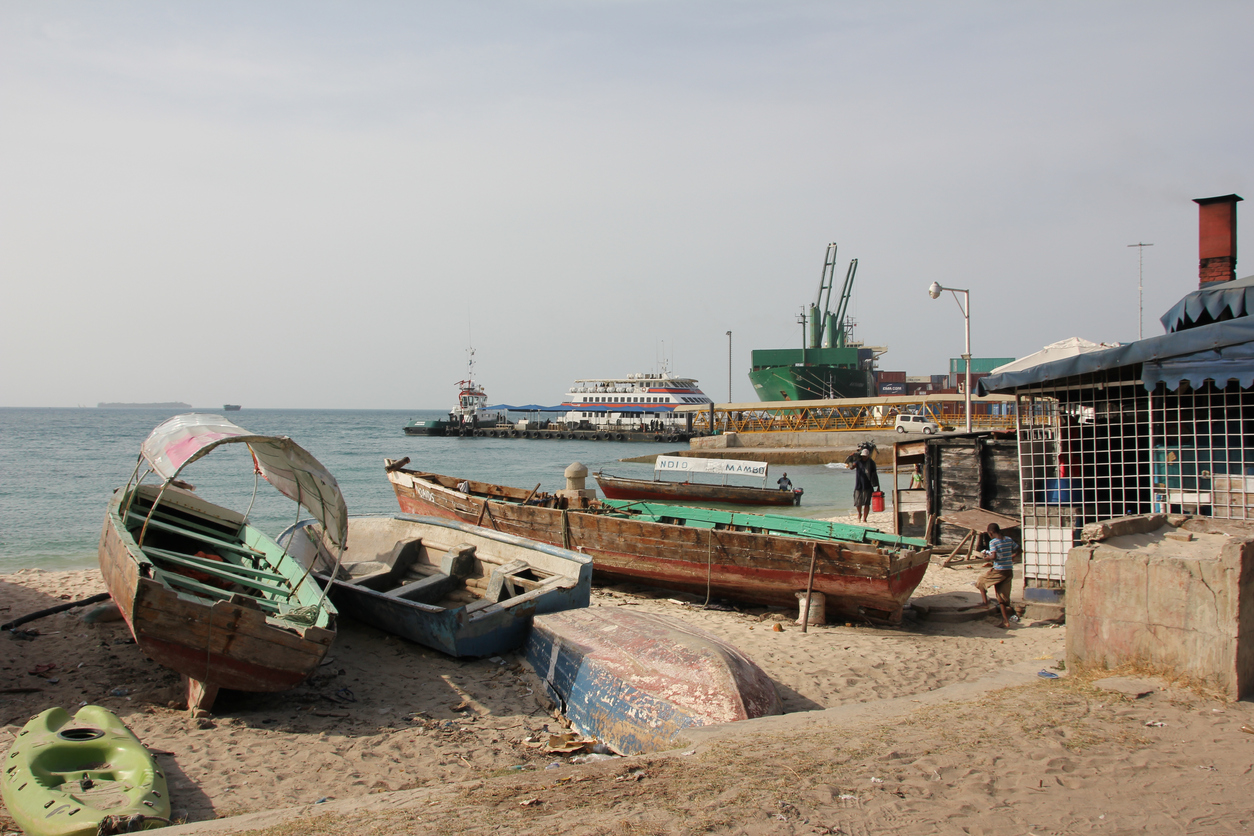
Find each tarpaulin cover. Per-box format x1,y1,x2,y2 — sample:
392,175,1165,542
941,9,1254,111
1160,274,1254,333
989,337,1112,375
980,317,1254,395
140,413,348,548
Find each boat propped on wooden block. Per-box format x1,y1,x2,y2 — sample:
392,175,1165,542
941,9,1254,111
595,455,803,507
525,608,782,755
99,413,344,711
279,514,592,658
384,460,932,624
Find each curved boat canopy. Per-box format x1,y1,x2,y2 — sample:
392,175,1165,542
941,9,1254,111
140,413,348,548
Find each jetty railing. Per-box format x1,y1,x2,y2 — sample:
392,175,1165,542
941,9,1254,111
679,394,1017,435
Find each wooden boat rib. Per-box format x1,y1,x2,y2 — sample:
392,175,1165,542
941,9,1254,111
99,414,344,710
279,514,592,657
525,608,781,755
384,460,932,624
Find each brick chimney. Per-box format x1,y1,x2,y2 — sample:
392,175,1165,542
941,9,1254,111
1194,194,1242,287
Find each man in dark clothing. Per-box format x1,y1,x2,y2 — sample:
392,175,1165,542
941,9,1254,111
853,447,879,523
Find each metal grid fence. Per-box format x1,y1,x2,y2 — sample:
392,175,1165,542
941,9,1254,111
1012,366,1253,586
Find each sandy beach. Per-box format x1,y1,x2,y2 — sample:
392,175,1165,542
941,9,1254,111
3,511,1251,834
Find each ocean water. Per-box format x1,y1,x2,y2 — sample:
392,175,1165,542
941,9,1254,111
0,407,867,573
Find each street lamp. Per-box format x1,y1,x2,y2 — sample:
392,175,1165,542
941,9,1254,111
726,331,732,403
928,281,972,433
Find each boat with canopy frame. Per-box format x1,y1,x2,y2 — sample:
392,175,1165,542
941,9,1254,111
98,413,346,711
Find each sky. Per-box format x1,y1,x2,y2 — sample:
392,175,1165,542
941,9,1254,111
2,1,1252,409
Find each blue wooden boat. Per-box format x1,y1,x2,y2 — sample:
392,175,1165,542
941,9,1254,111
281,514,592,658
525,608,781,755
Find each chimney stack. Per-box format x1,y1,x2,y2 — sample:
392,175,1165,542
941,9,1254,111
1194,194,1242,287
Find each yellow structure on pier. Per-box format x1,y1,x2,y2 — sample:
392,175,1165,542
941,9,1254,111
677,394,1017,435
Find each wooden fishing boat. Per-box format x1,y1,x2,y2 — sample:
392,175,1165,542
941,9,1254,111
99,414,344,711
279,514,592,657
384,459,932,623
596,455,801,507
525,608,781,755
1,705,170,836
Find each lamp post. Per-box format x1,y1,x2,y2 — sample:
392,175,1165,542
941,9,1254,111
928,282,971,433
725,331,732,403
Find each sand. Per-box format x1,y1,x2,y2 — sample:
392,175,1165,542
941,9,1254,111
3,513,1252,834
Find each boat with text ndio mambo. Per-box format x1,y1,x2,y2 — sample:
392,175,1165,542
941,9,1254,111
384,458,931,624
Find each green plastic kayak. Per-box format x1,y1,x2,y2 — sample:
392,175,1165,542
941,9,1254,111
1,705,170,836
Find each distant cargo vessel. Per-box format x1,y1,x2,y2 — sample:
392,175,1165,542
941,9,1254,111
749,243,883,401
223,404,241,411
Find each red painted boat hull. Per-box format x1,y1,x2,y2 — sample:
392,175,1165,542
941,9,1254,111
385,463,930,624
594,474,800,506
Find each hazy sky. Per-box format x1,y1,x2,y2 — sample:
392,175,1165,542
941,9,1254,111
3,1,1251,409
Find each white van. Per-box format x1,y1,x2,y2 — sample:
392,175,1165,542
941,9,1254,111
894,413,940,434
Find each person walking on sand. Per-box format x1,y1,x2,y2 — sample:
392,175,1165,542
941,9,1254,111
977,523,1019,628
852,447,879,523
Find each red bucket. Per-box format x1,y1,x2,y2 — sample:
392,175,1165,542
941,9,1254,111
870,491,885,513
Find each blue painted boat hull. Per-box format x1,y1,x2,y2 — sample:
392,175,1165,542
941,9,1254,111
281,514,592,658
525,608,781,755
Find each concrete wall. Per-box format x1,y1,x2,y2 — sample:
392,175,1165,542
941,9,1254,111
1066,532,1254,699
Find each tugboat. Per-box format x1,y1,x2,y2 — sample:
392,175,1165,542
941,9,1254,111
404,348,505,436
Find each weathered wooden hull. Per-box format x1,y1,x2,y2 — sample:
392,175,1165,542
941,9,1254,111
525,608,781,755
281,514,592,658
595,474,800,506
385,466,931,623
98,491,335,697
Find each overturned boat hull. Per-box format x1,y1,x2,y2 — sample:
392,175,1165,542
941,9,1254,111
525,608,781,755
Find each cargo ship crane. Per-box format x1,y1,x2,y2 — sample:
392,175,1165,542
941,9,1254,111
808,244,858,350
749,240,880,402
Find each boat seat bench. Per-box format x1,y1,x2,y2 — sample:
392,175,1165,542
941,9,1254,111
465,574,573,613
127,503,243,545
384,543,475,602
144,549,295,598
128,513,266,560
158,572,284,614
141,546,288,583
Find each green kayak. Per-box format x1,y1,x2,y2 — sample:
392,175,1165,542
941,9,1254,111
1,705,170,836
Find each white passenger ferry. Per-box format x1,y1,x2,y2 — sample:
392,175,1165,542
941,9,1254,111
559,371,711,432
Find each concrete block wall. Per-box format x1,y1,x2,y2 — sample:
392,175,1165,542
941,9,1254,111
1065,535,1254,699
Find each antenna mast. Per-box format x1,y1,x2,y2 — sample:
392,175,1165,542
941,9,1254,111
1127,242,1153,340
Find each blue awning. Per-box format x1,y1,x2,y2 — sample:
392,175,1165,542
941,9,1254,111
486,404,568,412
1160,275,1254,332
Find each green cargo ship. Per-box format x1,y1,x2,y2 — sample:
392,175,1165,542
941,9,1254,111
748,243,881,402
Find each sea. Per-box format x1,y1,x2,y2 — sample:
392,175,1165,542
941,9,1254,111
0,407,866,574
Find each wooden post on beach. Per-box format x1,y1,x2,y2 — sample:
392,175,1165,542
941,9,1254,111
800,543,818,633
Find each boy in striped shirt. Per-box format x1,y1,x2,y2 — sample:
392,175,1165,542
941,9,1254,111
976,523,1019,628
